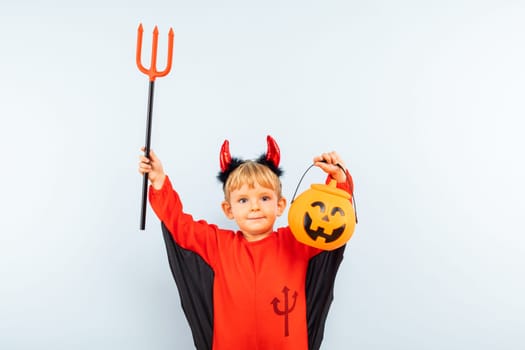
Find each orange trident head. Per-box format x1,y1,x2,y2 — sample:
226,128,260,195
136,23,174,81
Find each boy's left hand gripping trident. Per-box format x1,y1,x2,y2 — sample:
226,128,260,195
136,23,174,230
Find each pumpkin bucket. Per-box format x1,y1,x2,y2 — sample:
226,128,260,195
288,179,356,250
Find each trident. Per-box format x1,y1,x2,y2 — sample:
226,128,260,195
136,23,174,230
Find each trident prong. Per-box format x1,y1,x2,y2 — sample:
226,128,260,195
136,23,174,81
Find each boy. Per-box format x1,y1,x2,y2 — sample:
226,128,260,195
138,136,354,350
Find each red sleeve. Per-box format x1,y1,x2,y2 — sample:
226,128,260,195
148,176,222,266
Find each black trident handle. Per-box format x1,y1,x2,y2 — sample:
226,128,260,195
140,81,155,230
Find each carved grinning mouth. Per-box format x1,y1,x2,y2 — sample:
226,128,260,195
303,213,346,243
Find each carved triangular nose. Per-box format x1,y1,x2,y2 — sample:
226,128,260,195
322,215,329,222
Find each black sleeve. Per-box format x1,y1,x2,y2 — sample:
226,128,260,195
305,245,346,350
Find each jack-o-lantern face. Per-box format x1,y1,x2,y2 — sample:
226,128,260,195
303,201,346,243
288,180,355,250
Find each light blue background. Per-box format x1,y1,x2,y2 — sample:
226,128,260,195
1,0,524,349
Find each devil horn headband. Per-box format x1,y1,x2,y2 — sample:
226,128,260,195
217,135,283,184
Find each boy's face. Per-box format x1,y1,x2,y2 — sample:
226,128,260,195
221,182,286,242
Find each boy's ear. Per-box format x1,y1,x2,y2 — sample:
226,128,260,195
277,197,287,216
221,201,234,219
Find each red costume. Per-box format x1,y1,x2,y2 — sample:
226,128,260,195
150,173,353,350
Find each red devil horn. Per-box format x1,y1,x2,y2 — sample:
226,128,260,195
265,135,280,168
220,140,232,172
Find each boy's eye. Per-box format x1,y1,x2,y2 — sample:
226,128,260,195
238,198,248,204
262,196,271,201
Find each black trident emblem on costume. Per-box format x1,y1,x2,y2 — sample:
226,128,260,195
271,286,298,337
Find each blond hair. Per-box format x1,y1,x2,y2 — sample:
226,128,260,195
223,161,282,201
